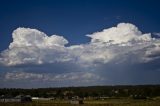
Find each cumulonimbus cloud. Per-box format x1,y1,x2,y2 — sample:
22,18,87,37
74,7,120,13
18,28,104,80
1,23,160,87
0,23,159,66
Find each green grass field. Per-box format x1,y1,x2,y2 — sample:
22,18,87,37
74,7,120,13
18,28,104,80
0,98,160,106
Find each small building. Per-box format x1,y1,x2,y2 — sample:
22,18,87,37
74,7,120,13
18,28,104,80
0,95,13,102
70,99,83,104
32,97,55,101
0,95,32,102
70,100,83,104
32,97,39,100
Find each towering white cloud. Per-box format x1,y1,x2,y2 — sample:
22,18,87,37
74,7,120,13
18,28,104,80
10,28,68,49
0,23,159,66
87,23,152,44
1,28,69,65
1,23,160,87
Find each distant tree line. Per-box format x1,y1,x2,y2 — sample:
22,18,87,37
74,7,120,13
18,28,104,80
0,85,160,98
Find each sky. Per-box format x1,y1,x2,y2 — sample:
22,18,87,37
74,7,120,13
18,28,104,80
0,0,160,88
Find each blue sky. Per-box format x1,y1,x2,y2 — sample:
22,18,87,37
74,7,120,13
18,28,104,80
0,0,160,88
1,0,160,51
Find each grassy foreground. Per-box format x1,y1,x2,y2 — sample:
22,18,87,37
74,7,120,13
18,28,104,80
0,98,160,106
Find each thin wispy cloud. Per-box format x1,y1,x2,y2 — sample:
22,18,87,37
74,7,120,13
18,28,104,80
153,32,160,37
